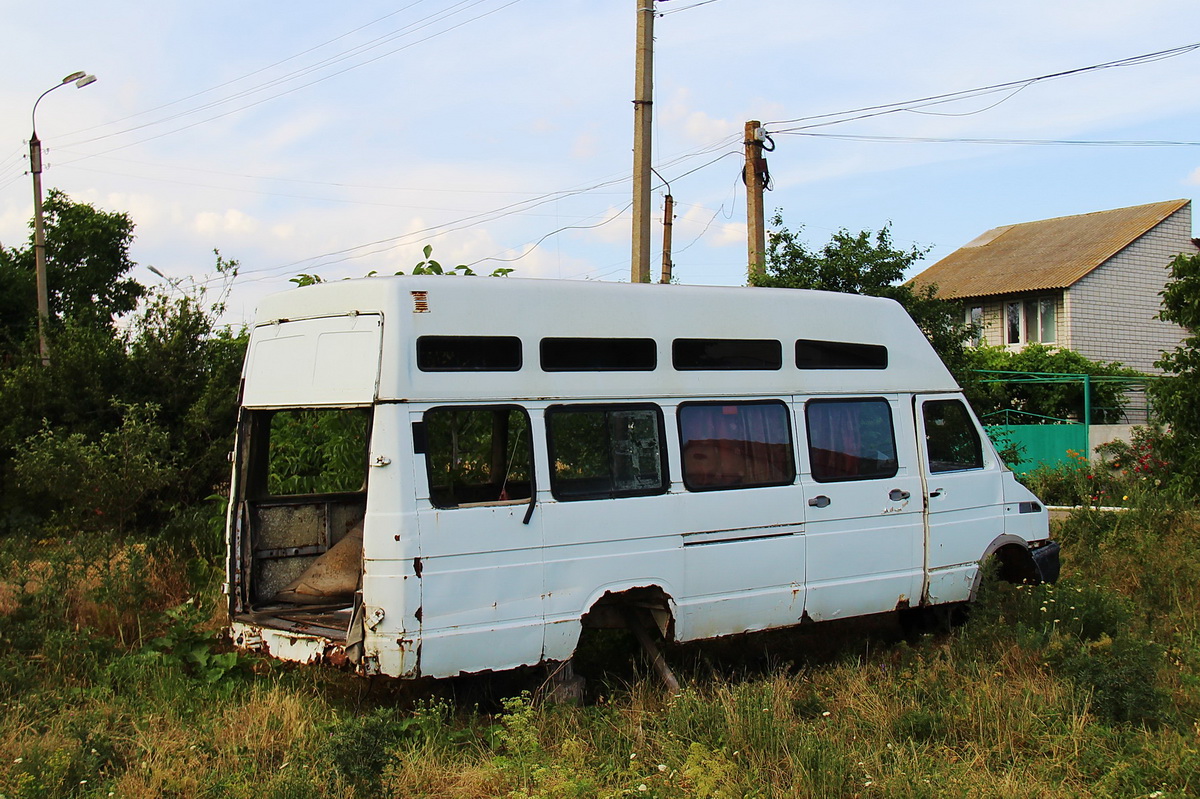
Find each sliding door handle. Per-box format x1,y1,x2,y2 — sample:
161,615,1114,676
808,495,831,508
889,489,911,501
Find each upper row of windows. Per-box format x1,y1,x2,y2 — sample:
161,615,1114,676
416,335,889,373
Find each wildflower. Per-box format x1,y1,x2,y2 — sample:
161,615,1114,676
822,710,831,717
630,753,637,760
638,785,648,792
658,764,668,773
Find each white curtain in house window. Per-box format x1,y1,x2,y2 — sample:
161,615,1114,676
1039,298,1056,343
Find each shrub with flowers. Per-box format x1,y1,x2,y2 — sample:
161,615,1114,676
1020,426,1171,507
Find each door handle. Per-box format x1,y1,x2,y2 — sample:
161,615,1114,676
889,489,910,501
929,488,944,498
808,495,831,508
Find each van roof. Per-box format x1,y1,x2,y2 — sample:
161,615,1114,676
246,276,958,404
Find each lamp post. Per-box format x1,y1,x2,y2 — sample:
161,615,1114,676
31,70,97,365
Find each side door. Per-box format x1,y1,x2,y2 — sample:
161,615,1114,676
915,394,1004,605
411,404,544,678
800,396,924,621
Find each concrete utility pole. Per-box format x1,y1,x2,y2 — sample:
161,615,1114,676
31,71,98,366
659,194,674,284
744,120,768,283
631,0,655,283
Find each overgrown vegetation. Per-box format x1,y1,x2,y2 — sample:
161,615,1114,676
3,503,1200,797
5,195,1200,796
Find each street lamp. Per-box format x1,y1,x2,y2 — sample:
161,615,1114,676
30,70,97,366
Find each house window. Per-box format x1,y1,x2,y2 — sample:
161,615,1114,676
1034,297,1057,343
1007,302,1021,344
1006,297,1057,345
965,306,983,346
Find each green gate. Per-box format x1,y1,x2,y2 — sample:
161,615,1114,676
975,370,1148,474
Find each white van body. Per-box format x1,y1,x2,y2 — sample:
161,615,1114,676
226,276,1056,678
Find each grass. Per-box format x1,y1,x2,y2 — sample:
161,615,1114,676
2,501,1200,797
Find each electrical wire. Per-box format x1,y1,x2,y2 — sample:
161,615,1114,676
58,0,431,137
659,0,723,15
462,201,635,267
58,0,521,156
777,132,1200,147
765,41,1200,132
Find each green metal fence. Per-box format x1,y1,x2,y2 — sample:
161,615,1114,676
974,370,1149,473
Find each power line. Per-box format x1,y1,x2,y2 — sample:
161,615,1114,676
778,132,1200,147
765,41,1200,132
58,0,521,156
58,0,431,137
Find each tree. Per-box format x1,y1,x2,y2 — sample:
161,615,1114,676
752,211,973,380
0,193,246,539
963,344,1143,424
0,189,144,352
1150,250,1200,492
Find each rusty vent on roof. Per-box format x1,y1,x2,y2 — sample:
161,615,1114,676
411,291,429,313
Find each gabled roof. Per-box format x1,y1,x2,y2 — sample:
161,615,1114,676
909,199,1191,300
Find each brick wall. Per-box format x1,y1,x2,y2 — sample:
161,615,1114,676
1067,204,1193,374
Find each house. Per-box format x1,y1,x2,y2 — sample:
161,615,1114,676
909,199,1196,375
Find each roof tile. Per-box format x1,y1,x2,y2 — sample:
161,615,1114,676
909,199,1190,300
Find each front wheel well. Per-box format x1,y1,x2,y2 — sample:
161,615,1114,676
992,543,1041,585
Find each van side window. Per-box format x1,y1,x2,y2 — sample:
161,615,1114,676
417,336,522,371
546,405,667,499
672,339,782,370
796,339,887,369
806,399,898,482
923,400,984,472
265,408,370,495
541,338,657,371
423,406,533,507
678,401,795,490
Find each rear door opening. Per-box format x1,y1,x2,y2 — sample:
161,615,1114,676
231,407,372,641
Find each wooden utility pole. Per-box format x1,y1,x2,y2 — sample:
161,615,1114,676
631,0,655,283
744,120,767,283
659,193,674,283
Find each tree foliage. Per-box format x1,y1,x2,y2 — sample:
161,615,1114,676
962,344,1143,424
0,191,247,538
751,211,973,380
1150,251,1200,492
0,188,143,354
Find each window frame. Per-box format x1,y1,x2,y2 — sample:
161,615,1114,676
672,338,783,371
248,407,373,500
420,404,536,509
804,397,899,484
416,335,523,372
795,339,888,370
677,399,796,492
544,402,669,501
539,337,657,372
922,399,985,474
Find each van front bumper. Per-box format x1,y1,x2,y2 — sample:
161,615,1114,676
1031,540,1061,584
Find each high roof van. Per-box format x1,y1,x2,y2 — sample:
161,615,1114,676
226,277,1058,679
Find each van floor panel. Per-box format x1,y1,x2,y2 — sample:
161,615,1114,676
240,606,353,641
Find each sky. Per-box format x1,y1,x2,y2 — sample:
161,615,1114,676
2,0,1199,326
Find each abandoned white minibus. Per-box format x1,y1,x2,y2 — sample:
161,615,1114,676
225,276,1058,678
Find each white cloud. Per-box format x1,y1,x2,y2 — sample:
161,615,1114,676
194,208,259,236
